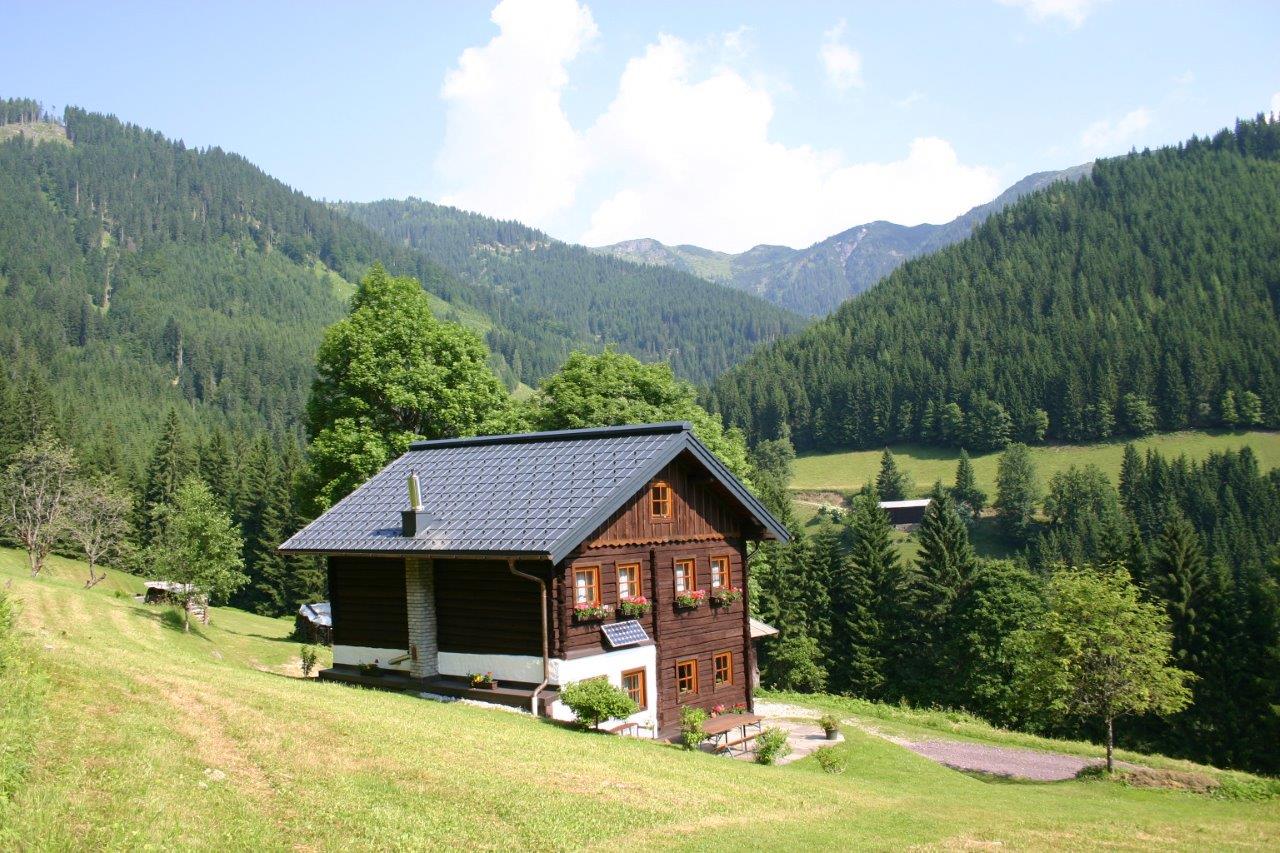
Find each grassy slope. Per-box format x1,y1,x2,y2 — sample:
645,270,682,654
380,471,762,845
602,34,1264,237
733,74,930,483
2,548,1277,850
792,430,1280,496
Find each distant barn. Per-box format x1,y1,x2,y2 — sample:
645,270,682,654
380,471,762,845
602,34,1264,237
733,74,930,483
296,602,333,645
879,498,931,529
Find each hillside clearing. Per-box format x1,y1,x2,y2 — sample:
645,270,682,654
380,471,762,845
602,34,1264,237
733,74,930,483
792,430,1280,495
1,549,1277,849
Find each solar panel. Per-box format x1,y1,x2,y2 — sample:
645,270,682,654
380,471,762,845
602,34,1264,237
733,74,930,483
601,620,649,648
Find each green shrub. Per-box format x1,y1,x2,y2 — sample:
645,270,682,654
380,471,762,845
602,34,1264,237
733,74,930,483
679,705,708,750
819,713,840,734
561,678,637,729
299,645,319,678
815,746,846,774
755,727,792,765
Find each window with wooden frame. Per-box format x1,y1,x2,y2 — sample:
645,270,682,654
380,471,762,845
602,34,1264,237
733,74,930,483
710,555,732,588
573,565,601,606
617,563,642,599
713,651,733,686
673,558,696,593
649,481,673,520
676,658,698,695
621,667,647,709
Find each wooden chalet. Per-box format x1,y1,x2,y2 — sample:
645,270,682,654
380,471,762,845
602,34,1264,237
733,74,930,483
279,422,789,738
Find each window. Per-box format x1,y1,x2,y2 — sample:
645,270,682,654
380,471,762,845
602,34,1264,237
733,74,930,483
710,555,732,588
650,481,672,520
573,566,601,606
617,563,642,599
676,658,698,695
673,558,696,593
621,668,647,709
714,651,733,686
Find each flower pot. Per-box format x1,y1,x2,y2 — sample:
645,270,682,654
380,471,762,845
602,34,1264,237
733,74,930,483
471,681,497,690
824,729,838,740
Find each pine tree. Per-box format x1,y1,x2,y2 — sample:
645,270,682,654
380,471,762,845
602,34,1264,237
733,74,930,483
1219,390,1239,428
875,449,911,501
199,428,236,510
136,409,191,547
903,487,977,702
841,489,904,699
1150,515,1209,666
994,443,1041,543
824,523,883,697
951,449,986,517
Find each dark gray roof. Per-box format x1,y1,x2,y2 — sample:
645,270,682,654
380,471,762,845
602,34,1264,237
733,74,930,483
298,602,332,627
279,422,788,563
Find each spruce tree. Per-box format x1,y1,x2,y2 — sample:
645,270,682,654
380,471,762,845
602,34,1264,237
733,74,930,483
875,449,911,501
199,428,236,510
841,489,904,699
1150,515,1209,666
136,409,192,547
824,522,883,697
994,443,1041,543
904,486,977,701
951,449,986,517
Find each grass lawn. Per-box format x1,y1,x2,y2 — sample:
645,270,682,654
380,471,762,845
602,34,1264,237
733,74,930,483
792,430,1280,496
2,547,1277,849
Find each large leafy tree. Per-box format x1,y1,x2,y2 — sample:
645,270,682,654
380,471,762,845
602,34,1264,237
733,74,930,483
305,264,513,510
1011,566,1193,772
530,349,752,484
66,473,134,587
148,478,247,633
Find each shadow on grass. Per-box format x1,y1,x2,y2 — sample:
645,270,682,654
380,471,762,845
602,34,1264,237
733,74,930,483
218,627,300,645
130,604,211,641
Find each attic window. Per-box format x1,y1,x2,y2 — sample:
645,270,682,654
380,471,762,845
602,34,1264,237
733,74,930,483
650,481,672,520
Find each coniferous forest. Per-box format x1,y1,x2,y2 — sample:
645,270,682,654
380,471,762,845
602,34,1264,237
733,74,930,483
709,116,1280,452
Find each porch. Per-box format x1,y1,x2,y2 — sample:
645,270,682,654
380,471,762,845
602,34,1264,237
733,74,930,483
320,665,559,714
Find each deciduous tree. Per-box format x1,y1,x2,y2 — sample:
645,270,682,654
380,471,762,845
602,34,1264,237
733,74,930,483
0,436,77,577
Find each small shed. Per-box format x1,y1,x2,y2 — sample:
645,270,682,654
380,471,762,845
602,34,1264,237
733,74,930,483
296,602,333,645
879,498,932,529
143,580,198,606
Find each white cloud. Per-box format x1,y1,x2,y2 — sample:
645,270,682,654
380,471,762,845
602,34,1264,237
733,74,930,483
1172,70,1195,86
435,3,1000,252
434,0,597,224
1079,107,1152,153
998,0,1105,28
820,20,863,90
1271,92,1280,121
581,35,998,251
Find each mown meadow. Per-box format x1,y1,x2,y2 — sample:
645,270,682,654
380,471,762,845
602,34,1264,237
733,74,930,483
1,547,1277,850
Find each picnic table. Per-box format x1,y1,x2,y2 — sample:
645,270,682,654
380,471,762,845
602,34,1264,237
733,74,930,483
701,713,763,756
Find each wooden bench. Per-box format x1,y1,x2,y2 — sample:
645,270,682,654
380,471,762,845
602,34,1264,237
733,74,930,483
712,732,759,756
606,721,640,737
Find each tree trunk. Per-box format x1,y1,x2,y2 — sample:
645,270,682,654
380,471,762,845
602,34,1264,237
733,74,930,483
183,603,191,633
1106,716,1114,773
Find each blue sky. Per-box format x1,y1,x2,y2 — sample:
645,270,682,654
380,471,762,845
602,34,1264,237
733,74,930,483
4,0,1278,251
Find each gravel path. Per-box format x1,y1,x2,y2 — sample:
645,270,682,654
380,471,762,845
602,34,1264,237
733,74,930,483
755,700,1103,781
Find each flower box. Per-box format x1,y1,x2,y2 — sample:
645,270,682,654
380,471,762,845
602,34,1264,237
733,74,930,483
573,603,611,622
674,589,706,610
710,586,742,608
468,672,497,689
617,595,651,618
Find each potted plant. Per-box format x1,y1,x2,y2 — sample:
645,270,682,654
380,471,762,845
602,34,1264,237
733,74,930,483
573,602,611,622
358,661,380,676
819,713,840,740
710,585,743,608
617,595,651,618
469,671,497,690
674,589,706,610
709,703,728,718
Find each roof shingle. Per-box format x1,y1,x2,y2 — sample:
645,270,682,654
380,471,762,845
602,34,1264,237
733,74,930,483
279,422,787,562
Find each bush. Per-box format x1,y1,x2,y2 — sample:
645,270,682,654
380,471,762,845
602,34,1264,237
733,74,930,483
815,746,846,774
819,713,840,734
561,678,637,729
299,645,319,678
755,727,792,765
679,705,708,750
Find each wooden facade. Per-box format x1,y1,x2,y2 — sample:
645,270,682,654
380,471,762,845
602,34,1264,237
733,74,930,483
324,455,765,737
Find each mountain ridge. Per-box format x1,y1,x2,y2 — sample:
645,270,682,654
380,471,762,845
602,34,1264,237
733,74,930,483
594,163,1094,315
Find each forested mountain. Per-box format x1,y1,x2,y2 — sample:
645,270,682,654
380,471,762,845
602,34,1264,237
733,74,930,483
708,116,1280,451
595,165,1092,316
0,98,801,475
336,199,805,383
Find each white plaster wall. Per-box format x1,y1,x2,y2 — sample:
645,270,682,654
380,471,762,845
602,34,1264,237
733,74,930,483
437,651,546,684
547,645,659,737
333,644,412,672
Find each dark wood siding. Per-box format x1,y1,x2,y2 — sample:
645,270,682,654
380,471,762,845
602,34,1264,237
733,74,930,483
435,559,546,656
560,539,751,733
329,556,408,650
587,456,743,548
